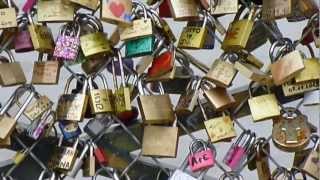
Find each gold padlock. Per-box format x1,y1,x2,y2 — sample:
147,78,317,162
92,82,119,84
205,53,237,88
294,58,320,83
168,0,199,21
234,61,272,85
200,0,238,15
119,18,153,41
282,79,319,97
19,95,53,121
300,135,320,179
262,0,292,20
0,0,17,29
37,0,75,22
137,74,175,125
247,82,280,122
32,53,61,85
222,6,256,52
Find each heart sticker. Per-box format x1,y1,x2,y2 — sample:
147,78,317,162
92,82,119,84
109,1,125,17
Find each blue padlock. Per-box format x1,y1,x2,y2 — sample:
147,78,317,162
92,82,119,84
59,121,82,140
125,35,155,58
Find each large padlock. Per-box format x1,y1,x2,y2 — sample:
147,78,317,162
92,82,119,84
37,0,75,22
0,49,26,86
0,85,35,140
0,0,17,29
167,0,199,21
101,0,132,25
88,73,114,115
188,139,215,172
53,22,81,61
300,135,320,179
205,53,237,87
31,53,61,85
27,13,55,53
247,82,280,122
14,15,34,53
222,6,256,52
198,99,236,143
56,74,89,122
178,14,208,49
137,74,175,125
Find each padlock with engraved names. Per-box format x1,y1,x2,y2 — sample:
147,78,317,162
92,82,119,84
0,0,17,29
188,139,215,172
32,53,61,85
37,0,75,22
119,18,153,41
20,94,53,121
262,0,292,20
56,75,88,122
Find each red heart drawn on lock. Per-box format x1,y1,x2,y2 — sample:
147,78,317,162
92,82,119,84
109,1,125,17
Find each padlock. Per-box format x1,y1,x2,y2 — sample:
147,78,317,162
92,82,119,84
0,0,17,29
272,107,311,152
119,17,153,41
53,22,81,61
205,53,237,88
67,142,89,178
147,46,175,78
142,119,179,157
14,15,34,53
0,85,36,140
281,79,319,97
188,139,215,172
27,13,55,53
270,41,305,86
247,82,280,122
125,35,155,58
300,135,320,179
222,6,256,52
78,14,111,58
202,80,236,111
101,0,132,25
112,51,132,114
199,98,236,143
167,0,199,21
137,74,175,125
295,58,320,83
81,55,108,75
69,0,99,10
187,20,215,49
178,13,208,49
0,49,26,86
84,116,113,138
48,137,79,172
262,0,292,20
28,110,55,140
56,75,89,122
200,0,238,15
58,121,82,140
175,77,201,116
88,73,114,115
31,53,61,85
238,50,264,69
255,138,272,180
83,143,95,177
37,0,75,22
223,130,256,171
92,142,108,166
13,135,42,166
21,94,53,121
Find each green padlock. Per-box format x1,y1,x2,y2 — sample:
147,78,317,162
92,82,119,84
125,35,155,58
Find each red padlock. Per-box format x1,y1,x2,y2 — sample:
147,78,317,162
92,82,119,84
159,0,172,18
92,142,108,166
147,51,174,78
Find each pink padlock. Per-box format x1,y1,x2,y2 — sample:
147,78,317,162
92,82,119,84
22,0,36,13
223,130,256,171
53,23,80,61
14,16,34,53
188,139,215,172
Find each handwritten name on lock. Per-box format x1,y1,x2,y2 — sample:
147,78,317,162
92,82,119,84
188,149,215,172
58,96,84,120
24,96,52,120
179,27,205,47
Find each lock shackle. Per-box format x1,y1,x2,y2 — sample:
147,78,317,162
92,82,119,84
243,132,256,152
94,167,131,180
138,74,164,95
219,52,238,63
189,139,208,155
219,171,244,180
0,49,15,63
290,167,307,180
271,167,291,180
38,170,58,180
269,38,294,63
64,74,88,95
233,130,251,148
311,134,320,151
146,8,163,29
114,50,126,87
280,107,301,119
133,1,148,21
88,73,109,90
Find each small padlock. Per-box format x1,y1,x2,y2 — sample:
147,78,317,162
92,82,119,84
0,49,26,86
101,0,132,25
247,82,280,122
58,121,82,140
187,20,215,49
137,74,175,125
188,139,215,172
119,17,153,41
28,110,55,140
37,0,75,22
125,35,155,58
53,22,81,61
200,0,238,15
0,0,17,29
147,46,175,78
294,58,320,83
83,143,95,177
167,0,199,21
56,74,89,122
92,142,108,166
31,53,61,85
14,15,34,53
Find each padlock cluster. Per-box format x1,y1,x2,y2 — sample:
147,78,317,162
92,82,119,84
0,0,319,180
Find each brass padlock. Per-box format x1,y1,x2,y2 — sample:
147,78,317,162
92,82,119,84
37,0,75,22
0,49,26,86
300,135,320,179
27,14,55,53
119,18,153,41
202,79,236,111
0,85,35,139
56,75,89,122
199,99,236,143
137,74,175,125
32,53,61,85
294,58,320,83
0,0,17,29
200,0,238,15
88,73,114,115
19,95,53,122
205,53,237,88
247,82,280,122
83,143,95,177
142,119,179,157
262,0,292,20
70,0,99,10
281,79,319,97
168,0,199,21
272,107,311,152
101,0,132,26
222,6,257,52
178,13,208,49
